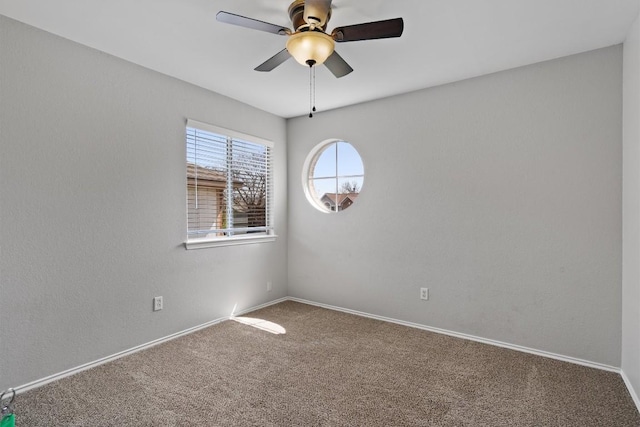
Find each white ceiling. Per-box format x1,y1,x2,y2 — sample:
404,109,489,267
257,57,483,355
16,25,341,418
0,0,638,118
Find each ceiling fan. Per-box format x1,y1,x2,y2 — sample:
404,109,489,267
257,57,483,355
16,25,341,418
216,0,404,78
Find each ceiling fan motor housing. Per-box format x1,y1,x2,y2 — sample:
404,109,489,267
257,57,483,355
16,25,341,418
288,0,331,31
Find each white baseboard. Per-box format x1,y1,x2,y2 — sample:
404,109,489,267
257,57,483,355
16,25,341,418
13,295,629,404
233,297,289,317
13,297,289,395
287,297,621,373
621,369,640,411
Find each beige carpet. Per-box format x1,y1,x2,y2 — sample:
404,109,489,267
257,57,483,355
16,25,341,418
14,301,640,426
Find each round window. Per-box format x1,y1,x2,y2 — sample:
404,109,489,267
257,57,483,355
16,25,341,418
302,140,364,213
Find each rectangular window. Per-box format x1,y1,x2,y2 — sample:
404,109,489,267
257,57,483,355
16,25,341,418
185,119,275,249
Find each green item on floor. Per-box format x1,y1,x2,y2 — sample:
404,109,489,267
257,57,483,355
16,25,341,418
0,414,15,427
1,388,15,427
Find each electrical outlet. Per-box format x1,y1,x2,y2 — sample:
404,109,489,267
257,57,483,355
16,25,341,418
267,281,272,292
420,288,429,301
153,296,163,311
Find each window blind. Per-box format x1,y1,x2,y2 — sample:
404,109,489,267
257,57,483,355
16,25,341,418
186,120,273,241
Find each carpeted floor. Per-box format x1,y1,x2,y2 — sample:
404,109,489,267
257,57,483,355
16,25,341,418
13,301,640,426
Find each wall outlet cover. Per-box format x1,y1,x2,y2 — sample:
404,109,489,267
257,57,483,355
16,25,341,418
153,296,163,311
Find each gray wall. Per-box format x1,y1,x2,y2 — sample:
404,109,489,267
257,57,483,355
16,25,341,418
288,46,623,366
0,15,288,391
0,12,629,392
623,12,640,400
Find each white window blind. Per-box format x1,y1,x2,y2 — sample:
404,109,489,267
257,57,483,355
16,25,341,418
186,120,274,246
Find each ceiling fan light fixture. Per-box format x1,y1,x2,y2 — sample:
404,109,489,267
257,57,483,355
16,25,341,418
286,31,335,66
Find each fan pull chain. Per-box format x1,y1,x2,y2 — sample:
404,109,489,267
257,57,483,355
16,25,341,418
309,64,313,118
307,60,318,118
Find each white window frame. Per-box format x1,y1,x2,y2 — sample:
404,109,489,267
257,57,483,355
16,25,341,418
302,139,365,213
185,119,276,250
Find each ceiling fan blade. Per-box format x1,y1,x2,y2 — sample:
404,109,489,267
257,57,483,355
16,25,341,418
304,0,332,27
332,17,404,42
255,49,292,72
216,11,290,35
324,51,353,78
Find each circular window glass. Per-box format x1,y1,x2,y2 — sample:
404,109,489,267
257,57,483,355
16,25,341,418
303,140,364,213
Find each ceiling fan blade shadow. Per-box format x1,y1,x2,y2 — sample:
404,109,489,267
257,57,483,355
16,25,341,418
255,49,292,72
216,11,290,35
324,51,353,78
304,0,332,27
332,17,404,42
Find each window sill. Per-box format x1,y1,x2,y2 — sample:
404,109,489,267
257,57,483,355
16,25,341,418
184,234,277,250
